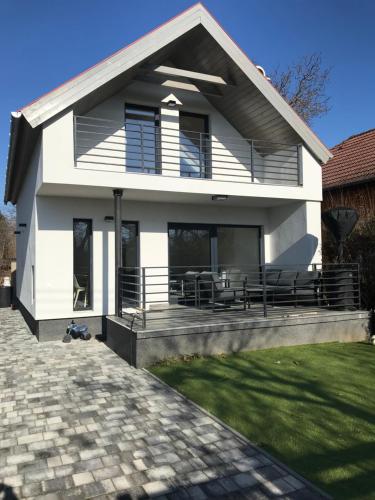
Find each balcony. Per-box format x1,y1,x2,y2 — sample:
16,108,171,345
74,115,302,187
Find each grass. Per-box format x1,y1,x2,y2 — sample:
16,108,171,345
150,342,375,499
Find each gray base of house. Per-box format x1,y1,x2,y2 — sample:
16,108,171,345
16,299,104,342
106,311,370,368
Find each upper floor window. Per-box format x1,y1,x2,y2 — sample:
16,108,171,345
179,112,211,178
125,104,161,174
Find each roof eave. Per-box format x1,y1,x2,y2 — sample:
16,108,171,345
17,3,331,165
323,176,375,191
4,112,22,204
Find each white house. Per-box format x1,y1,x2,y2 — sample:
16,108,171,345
5,4,367,361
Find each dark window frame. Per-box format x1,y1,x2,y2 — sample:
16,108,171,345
73,218,93,311
168,222,262,271
179,111,211,179
124,103,161,174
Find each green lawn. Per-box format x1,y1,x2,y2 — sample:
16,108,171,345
150,342,375,500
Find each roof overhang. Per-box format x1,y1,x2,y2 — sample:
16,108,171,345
4,2,332,204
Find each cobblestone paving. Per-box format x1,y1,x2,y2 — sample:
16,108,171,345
0,309,327,499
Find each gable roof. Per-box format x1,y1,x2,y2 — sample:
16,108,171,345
5,2,331,204
323,128,375,189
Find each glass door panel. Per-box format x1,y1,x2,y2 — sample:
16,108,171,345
125,104,160,174
168,224,211,276
217,226,260,285
179,112,210,178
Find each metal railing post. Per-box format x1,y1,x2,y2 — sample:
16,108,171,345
262,265,267,317
140,124,145,173
297,144,303,186
118,268,122,318
73,115,77,166
357,263,361,309
199,132,203,178
250,140,255,182
142,267,147,329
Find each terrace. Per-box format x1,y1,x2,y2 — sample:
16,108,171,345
105,263,368,367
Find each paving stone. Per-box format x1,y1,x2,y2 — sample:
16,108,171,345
72,471,95,487
92,465,122,481
0,309,325,500
143,480,170,496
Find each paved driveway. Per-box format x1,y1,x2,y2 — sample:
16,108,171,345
0,309,326,499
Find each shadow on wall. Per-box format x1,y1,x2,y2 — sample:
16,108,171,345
272,233,319,267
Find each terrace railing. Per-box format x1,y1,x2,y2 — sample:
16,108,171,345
117,263,361,330
74,115,302,186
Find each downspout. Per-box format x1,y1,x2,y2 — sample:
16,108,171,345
113,189,123,317
4,111,22,204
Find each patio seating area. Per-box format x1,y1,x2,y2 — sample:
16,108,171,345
118,263,360,331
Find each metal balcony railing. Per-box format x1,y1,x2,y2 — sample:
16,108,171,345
74,115,302,186
117,263,361,330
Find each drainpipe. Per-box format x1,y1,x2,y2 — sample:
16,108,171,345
113,189,123,316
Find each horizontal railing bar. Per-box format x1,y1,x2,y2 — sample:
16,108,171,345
76,133,298,159
75,115,300,147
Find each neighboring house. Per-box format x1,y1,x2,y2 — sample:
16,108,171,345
4,4,367,364
322,128,375,219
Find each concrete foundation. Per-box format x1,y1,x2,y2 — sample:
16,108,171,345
106,311,370,368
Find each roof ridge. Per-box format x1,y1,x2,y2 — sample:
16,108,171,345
17,2,203,112
332,127,375,150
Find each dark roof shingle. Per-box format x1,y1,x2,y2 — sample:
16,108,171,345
323,128,375,189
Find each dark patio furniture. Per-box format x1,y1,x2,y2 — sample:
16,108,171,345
181,271,200,306
246,269,320,307
199,271,246,310
288,270,320,306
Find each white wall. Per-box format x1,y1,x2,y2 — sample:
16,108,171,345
16,138,42,315
34,195,322,320
40,81,323,203
268,201,322,266
35,196,268,319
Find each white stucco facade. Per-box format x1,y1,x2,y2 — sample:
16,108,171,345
14,62,324,323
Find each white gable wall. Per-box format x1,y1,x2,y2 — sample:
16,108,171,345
40,81,322,203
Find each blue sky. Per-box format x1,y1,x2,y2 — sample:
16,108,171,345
1,0,375,211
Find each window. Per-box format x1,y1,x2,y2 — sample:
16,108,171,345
179,112,210,178
73,219,92,310
125,104,161,174
121,221,139,307
168,223,260,275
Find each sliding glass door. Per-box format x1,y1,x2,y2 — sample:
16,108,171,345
168,223,260,274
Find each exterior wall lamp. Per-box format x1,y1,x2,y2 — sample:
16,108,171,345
212,195,228,201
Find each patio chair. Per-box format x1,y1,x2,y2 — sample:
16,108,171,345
73,275,87,308
199,271,246,310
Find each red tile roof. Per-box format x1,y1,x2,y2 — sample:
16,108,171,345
323,128,375,189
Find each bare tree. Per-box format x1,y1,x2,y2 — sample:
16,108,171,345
270,53,331,125
0,209,16,261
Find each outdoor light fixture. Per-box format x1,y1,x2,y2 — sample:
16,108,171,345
212,195,228,201
161,93,182,108
104,216,114,222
